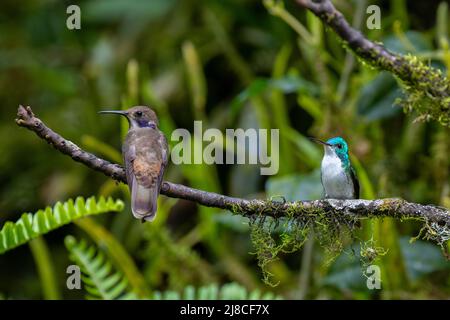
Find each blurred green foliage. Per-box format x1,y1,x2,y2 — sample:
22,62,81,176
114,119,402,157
0,0,449,299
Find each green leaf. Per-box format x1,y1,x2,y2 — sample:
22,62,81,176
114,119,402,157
74,217,150,298
321,245,369,292
213,211,250,233
64,236,138,300
383,31,432,54
231,75,319,116
152,282,282,300
265,169,323,201
84,0,176,22
400,236,450,282
357,72,403,121
0,196,124,254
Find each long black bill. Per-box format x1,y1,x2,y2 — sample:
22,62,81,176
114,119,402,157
308,137,331,146
98,110,127,116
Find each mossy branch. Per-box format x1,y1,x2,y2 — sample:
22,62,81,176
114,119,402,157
295,0,450,126
15,105,450,228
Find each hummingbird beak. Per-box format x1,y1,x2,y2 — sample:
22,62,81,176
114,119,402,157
309,137,332,147
98,110,128,116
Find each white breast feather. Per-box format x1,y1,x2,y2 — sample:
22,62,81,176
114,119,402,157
321,153,353,199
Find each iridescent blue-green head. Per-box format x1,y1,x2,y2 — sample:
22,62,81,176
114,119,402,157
310,136,350,168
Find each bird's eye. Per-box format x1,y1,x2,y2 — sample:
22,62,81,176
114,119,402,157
135,111,143,117
337,144,342,149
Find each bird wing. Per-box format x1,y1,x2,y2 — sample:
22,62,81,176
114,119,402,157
319,168,327,199
157,133,169,187
123,141,136,193
350,166,360,199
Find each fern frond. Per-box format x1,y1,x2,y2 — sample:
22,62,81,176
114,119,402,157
0,196,124,254
74,217,151,298
65,235,138,300
153,283,282,300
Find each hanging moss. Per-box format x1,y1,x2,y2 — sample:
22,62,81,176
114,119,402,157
230,197,449,285
346,37,450,127
359,237,389,274
233,200,362,286
411,217,450,258
248,214,310,286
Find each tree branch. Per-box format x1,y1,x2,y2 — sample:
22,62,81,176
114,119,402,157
16,105,449,227
295,0,450,126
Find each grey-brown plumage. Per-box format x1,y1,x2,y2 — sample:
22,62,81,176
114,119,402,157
99,106,168,222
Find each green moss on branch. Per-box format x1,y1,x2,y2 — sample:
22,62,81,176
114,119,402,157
296,0,450,126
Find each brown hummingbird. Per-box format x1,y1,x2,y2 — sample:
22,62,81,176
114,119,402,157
99,106,169,222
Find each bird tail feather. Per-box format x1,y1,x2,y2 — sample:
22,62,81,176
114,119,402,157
131,179,158,222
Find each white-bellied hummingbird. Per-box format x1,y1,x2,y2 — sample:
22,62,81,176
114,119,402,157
99,106,169,222
310,136,360,199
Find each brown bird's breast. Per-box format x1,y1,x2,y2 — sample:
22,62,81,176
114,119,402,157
123,128,168,189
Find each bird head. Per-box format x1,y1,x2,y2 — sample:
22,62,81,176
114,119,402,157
310,136,350,165
99,106,159,129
